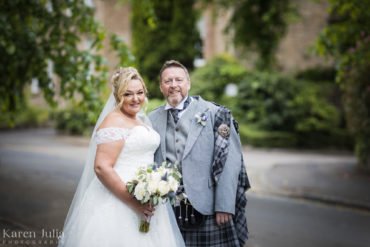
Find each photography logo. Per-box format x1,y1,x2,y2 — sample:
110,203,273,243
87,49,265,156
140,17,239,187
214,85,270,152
1,228,63,246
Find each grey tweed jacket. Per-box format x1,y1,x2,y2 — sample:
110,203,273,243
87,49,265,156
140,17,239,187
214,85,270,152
148,96,243,215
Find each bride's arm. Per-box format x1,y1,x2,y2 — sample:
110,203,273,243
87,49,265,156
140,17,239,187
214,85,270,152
94,111,154,218
94,140,154,218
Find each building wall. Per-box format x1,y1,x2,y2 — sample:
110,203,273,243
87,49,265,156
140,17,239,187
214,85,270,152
276,0,331,72
94,0,131,68
201,0,331,72
30,0,331,107
30,0,131,106
199,7,235,61
95,0,330,72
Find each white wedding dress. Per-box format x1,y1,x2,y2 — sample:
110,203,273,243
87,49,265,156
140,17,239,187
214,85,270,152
59,126,185,247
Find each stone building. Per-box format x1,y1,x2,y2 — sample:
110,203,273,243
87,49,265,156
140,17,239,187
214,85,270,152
94,0,331,72
30,0,331,107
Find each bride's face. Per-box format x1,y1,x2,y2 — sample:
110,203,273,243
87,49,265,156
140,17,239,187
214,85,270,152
121,79,146,117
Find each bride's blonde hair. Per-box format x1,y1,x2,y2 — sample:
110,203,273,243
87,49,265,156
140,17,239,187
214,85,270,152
111,67,148,109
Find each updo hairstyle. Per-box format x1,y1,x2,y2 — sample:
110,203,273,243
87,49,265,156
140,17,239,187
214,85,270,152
111,67,148,108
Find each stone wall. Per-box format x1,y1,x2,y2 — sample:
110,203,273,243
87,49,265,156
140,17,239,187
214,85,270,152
276,0,331,72
92,0,332,71
201,0,332,72
94,0,131,69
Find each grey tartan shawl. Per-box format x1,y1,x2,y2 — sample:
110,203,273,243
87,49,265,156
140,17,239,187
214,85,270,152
212,105,250,246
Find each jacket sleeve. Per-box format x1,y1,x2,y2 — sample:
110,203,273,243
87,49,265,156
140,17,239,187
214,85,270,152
148,110,165,165
214,116,243,214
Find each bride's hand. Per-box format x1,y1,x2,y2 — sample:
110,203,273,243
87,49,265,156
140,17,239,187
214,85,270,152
132,201,155,218
142,203,155,218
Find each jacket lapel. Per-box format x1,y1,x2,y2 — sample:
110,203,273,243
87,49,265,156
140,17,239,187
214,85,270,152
182,98,208,159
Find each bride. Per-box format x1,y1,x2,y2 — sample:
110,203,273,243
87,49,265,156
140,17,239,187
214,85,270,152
59,67,185,247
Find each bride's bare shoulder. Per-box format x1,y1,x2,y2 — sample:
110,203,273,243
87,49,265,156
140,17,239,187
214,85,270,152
98,111,127,129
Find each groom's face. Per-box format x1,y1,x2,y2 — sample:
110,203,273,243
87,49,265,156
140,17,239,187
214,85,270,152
160,67,190,107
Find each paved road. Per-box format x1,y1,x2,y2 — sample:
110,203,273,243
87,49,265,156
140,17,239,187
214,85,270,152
0,129,369,247
0,129,86,229
246,193,370,247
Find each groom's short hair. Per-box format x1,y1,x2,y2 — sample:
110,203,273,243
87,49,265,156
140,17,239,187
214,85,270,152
159,60,190,82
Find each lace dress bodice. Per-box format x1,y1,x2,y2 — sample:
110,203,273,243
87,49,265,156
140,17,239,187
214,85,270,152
95,126,160,181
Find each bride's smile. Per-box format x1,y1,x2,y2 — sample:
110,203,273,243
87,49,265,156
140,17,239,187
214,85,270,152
120,79,146,118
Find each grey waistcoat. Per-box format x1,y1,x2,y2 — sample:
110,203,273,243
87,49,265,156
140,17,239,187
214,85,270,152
165,102,196,165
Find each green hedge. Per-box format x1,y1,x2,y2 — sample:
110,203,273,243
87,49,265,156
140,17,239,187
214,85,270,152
239,124,297,147
189,56,352,149
0,105,50,129
237,71,351,148
53,108,95,136
191,55,248,101
53,97,166,136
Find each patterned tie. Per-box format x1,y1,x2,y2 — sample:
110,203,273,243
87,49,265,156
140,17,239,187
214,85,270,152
170,108,180,123
169,97,191,124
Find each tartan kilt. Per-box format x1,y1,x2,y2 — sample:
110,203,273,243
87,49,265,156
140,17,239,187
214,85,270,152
180,215,241,247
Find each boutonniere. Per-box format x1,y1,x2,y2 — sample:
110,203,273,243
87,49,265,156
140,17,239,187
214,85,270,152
194,109,209,126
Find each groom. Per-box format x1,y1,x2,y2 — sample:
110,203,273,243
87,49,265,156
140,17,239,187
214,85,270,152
149,60,250,247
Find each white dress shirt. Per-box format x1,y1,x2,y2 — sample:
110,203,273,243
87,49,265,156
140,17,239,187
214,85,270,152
164,96,192,118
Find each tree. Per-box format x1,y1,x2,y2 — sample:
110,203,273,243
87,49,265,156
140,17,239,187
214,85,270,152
316,0,370,172
0,0,132,125
200,0,295,70
131,0,202,98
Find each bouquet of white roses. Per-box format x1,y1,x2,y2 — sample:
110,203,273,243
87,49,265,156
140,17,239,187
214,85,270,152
126,161,182,232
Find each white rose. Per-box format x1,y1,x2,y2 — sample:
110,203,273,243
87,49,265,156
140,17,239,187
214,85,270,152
158,180,170,196
151,172,162,183
147,179,159,194
168,177,179,191
134,182,147,201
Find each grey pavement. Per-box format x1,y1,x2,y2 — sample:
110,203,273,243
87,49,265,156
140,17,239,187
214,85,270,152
2,128,368,212
1,128,370,246
244,147,370,212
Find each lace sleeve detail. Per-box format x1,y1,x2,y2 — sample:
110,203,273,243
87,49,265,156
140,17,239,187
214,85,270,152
95,128,130,144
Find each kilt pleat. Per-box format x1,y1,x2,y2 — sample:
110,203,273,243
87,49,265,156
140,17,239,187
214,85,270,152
181,215,241,247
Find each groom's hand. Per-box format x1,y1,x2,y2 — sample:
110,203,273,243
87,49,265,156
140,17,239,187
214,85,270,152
215,212,232,226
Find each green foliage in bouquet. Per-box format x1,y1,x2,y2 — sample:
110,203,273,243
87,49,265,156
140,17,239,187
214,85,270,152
126,161,182,233
127,161,181,206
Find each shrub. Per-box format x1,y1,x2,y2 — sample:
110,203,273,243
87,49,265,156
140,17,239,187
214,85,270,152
0,105,50,129
239,124,297,147
191,55,247,97
146,98,165,113
190,55,248,118
295,66,336,82
53,107,95,136
189,56,352,149
237,71,351,148
238,71,299,130
53,97,165,136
